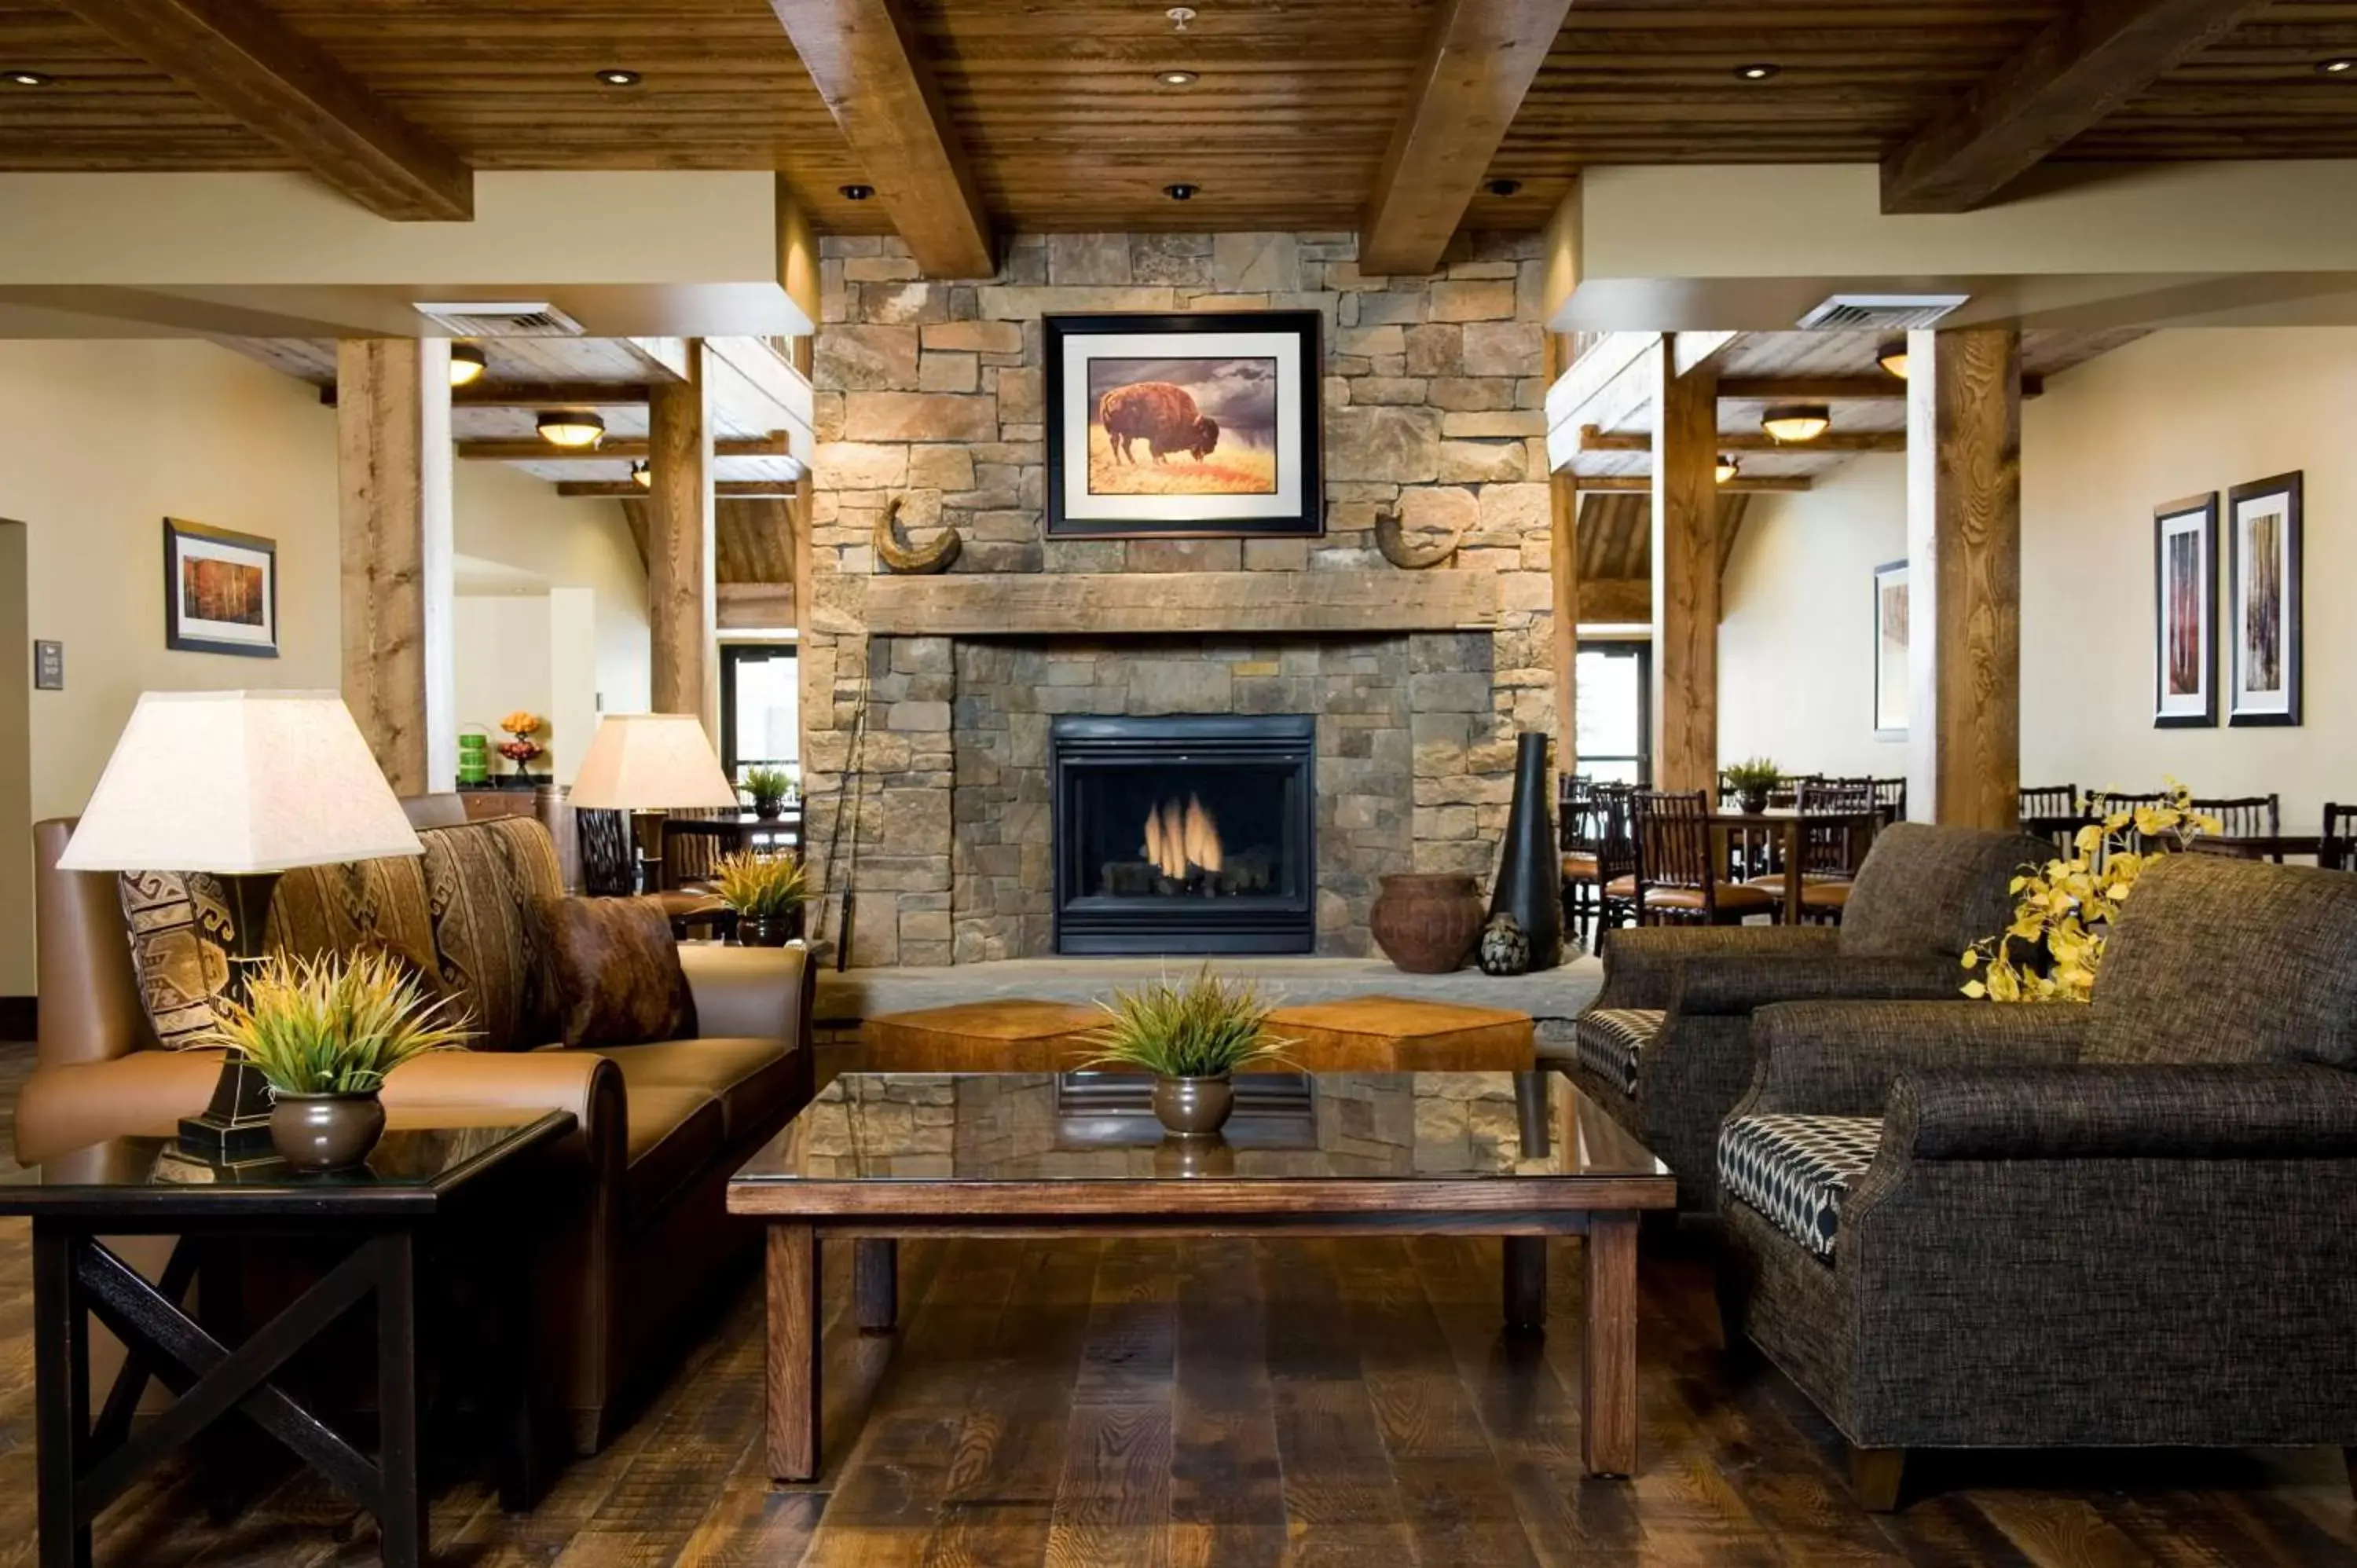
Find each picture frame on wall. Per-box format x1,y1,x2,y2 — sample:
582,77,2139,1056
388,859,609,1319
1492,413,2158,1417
1871,559,1909,741
2152,493,2218,728
2225,471,2301,727
1043,310,1322,538
163,517,277,658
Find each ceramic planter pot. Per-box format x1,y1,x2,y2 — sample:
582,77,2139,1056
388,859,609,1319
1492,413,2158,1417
735,912,798,947
1369,872,1484,973
1738,788,1770,816
269,1091,387,1174
1151,1075,1235,1138
753,799,784,821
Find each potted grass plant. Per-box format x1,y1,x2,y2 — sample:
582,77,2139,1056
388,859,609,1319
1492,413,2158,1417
1081,967,1293,1138
1723,757,1782,816
712,851,811,947
200,949,473,1172
742,765,794,820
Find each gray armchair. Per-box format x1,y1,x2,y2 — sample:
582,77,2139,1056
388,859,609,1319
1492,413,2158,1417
1552,822,2050,1211
1714,853,2357,1508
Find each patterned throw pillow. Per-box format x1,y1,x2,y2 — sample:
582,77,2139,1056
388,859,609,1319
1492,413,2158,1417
418,818,566,1050
533,895,698,1050
117,869,239,1047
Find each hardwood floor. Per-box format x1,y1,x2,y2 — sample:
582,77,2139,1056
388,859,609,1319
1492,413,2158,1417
0,1043,2349,1566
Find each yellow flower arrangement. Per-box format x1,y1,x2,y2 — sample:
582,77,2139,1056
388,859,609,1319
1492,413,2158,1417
1961,782,2218,1004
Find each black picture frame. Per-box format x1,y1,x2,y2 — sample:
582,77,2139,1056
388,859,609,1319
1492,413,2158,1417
2151,492,2218,729
1043,310,1323,539
2225,471,2301,727
1871,559,1908,741
163,517,278,658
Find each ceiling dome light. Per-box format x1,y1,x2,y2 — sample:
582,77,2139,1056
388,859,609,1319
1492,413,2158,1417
2318,57,2356,75
1876,337,1909,380
5,69,51,86
839,183,874,200
1157,69,1198,86
448,343,487,387
1736,63,1780,81
537,410,606,449
1761,403,1831,444
630,460,652,489
1164,181,1198,200
596,68,640,86
1714,455,1739,485
1486,178,1523,197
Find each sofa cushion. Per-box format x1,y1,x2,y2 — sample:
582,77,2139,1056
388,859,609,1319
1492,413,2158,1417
585,1037,796,1145
1717,1113,1883,1262
116,870,238,1047
1572,1008,1661,1097
618,1086,726,1228
1840,824,2056,958
537,896,698,1050
2084,853,2357,1071
419,818,566,1050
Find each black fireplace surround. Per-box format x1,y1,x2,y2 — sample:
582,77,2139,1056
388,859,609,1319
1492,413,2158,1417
1049,713,1316,955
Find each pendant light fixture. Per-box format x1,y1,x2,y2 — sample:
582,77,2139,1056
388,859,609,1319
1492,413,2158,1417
1714,455,1739,485
1761,403,1831,444
537,410,607,449
1876,337,1909,379
448,343,486,387
630,460,652,489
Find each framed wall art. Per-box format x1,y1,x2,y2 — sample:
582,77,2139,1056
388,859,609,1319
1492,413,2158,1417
2225,471,2300,727
1871,559,1909,741
2151,492,2218,728
1043,310,1322,538
163,517,277,658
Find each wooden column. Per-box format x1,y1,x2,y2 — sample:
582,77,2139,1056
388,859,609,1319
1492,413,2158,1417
1905,327,2022,829
337,338,453,795
1649,345,1720,796
1546,332,1579,781
647,340,716,727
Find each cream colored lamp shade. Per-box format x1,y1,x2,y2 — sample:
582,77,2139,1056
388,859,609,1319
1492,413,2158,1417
568,713,740,811
57,690,423,873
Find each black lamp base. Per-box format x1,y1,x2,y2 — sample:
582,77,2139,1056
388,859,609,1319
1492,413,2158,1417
178,1057,278,1159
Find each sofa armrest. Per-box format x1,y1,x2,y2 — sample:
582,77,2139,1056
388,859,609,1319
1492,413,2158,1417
678,941,812,1050
1884,1063,2357,1161
1670,953,1969,1018
1594,925,1837,1009
13,1048,229,1165
1739,1001,2091,1117
381,1047,625,1172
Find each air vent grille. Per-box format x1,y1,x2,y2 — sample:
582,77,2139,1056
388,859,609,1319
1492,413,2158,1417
411,301,585,338
1794,294,1968,332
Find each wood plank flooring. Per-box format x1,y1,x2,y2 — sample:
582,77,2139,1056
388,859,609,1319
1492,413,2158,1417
0,1044,2349,1566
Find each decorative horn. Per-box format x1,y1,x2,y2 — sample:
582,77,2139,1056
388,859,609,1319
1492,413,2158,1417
1373,503,1464,570
871,493,962,575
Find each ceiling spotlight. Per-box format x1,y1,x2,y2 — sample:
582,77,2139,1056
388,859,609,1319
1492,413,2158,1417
5,69,51,86
1714,456,1739,485
1157,69,1198,86
596,68,640,86
1876,337,1910,380
1735,63,1780,81
630,460,652,489
839,183,874,200
1761,403,1831,444
1164,181,1198,201
537,410,607,449
1486,178,1523,197
448,343,487,387
2318,57,2356,75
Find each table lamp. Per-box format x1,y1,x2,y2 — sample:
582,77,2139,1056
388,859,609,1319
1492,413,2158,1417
568,713,741,895
57,691,424,1156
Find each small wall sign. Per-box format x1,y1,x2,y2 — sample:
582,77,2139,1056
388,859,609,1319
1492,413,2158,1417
33,639,61,691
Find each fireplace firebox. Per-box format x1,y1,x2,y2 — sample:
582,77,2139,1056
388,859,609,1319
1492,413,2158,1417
1050,714,1316,955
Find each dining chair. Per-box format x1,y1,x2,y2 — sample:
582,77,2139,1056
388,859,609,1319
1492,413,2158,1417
2324,804,2357,874
1631,789,1776,926
2019,782,2084,855
2086,789,2173,856
2190,793,2280,844
1748,779,1876,924
1592,784,1642,941
1559,774,1600,947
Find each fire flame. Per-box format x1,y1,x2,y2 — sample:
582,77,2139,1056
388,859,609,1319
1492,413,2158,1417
1142,793,1224,878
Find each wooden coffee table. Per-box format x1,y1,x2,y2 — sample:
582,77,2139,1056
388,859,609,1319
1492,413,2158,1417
728,1070,1673,1483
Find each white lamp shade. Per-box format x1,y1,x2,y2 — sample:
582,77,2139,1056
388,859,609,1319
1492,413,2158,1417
568,713,740,811
58,690,423,874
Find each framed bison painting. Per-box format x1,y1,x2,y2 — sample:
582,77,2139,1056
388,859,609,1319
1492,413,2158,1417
1043,310,1322,538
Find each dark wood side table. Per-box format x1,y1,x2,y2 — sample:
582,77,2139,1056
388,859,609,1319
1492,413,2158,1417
0,1111,575,1568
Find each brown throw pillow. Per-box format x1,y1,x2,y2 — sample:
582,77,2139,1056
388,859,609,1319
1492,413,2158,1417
534,896,698,1050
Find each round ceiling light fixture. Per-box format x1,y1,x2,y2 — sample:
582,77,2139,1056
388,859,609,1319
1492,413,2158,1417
1167,5,1197,30
1486,178,1523,197
630,460,652,489
595,68,640,86
1157,69,1198,86
537,410,607,449
1714,455,1739,485
5,69,51,86
838,182,874,200
1761,403,1832,444
1164,181,1198,201
2318,57,2356,75
448,343,487,387
1736,62,1780,81
1876,336,1910,379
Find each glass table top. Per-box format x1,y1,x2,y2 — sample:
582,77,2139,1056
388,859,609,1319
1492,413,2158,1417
735,1072,1667,1185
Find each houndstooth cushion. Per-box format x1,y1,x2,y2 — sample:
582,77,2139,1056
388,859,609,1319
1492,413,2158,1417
1718,1114,1884,1261
1572,1008,1662,1098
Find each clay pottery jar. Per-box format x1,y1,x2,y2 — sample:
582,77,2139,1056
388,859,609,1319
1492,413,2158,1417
1369,872,1484,973
269,1091,387,1174
1151,1075,1236,1138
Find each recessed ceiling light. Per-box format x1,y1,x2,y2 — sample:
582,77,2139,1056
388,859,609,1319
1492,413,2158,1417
1761,403,1831,444
1164,182,1198,200
1736,63,1780,81
1876,337,1909,380
449,343,487,387
538,410,606,449
2319,57,2357,75
1157,69,1198,86
839,183,874,200
1714,456,1739,485
1486,178,1523,197
4,69,51,86
595,68,640,86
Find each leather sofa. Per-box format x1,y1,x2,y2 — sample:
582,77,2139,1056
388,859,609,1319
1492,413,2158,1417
17,794,815,1453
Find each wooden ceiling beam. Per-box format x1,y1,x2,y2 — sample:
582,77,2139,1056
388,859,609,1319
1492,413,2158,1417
1574,475,1812,494
1881,0,2270,214
321,381,654,408
769,0,993,279
1358,0,1572,277
56,0,471,221
561,481,801,499
1718,374,2045,401
1582,427,1906,455
458,434,791,461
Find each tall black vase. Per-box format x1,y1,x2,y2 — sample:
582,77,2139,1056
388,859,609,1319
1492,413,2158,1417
1488,732,1563,969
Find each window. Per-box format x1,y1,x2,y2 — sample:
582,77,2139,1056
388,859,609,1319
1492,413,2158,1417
720,643,800,787
1574,642,1651,786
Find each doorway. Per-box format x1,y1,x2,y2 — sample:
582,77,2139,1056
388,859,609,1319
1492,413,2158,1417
1575,641,1651,786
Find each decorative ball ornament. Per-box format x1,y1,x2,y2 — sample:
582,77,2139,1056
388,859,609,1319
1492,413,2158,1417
1478,913,1530,976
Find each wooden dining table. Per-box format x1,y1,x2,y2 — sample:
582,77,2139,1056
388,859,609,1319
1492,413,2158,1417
1706,808,1881,925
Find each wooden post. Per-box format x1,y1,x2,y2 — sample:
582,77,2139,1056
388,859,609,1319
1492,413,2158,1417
1649,344,1719,796
647,341,716,728
337,338,453,795
1905,328,2022,830
1546,332,1579,783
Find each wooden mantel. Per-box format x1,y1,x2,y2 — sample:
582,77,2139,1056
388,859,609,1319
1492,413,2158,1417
823,570,1499,638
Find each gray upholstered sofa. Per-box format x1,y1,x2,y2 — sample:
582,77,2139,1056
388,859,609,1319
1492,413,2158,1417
1714,852,2357,1508
1552,823,2050,1211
